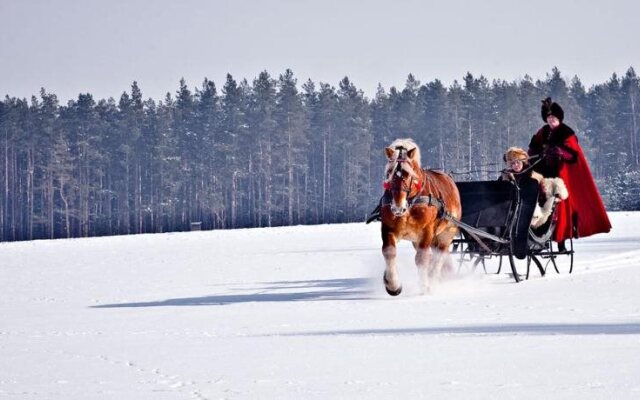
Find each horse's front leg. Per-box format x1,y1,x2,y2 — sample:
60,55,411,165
382,227,402,296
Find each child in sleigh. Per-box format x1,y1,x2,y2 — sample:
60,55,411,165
500,146,569,229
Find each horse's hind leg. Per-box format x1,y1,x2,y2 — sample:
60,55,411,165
430,247,450,281
433,225,458,280
382,228,402,296
415,245,433,294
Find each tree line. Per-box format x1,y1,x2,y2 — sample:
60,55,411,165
1,67,639,242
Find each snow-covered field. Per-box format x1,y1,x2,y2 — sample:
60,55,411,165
1,212,639,399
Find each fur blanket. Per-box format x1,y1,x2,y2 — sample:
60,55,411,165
530,177,569,228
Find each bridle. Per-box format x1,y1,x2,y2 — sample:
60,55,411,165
374,144,451,221
383,147,423,198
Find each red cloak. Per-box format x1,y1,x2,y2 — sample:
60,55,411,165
555,135,611,240
529,126,611,242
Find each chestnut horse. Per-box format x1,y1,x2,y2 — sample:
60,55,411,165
380,139,462,295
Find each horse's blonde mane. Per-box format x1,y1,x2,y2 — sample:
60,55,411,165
388,138,421,167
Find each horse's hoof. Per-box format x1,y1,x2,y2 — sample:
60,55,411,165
385,285,403,296
382,273,402,296
383,273,402,296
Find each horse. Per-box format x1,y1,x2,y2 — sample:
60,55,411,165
379,139,462,295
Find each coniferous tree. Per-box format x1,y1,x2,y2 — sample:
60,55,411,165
586,75,620,180
93,97,118,235
620,67,640,167
517,74,546,146
397,74,420,139
130,82,145,234
416,79,451,170
155,93,181,232
301,79,320,223
370,84,391,151
31,89,59,239
173,78,197,229
220,74,248,228
274,69,308,225
336,77,372,220
0,97,27,240
51,102,76,238
247,72,277,226
492,80,522,165
311,82,339,222
114,91,134,234
194,78,223,229
138,97,159,232
447,80,466,176
58,94,102,237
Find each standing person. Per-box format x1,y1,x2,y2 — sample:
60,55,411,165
528,97,611,249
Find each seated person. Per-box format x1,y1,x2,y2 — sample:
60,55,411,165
500,147,569,228
500,146,543,183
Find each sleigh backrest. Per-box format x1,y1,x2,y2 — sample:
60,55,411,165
456,180,515,230
456,178,539,257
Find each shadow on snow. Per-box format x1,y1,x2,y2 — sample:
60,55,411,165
91,277,374,308
278,322,640,337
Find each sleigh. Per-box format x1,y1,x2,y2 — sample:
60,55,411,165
451,177,574,282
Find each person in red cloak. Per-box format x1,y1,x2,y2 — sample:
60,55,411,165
528,97,611,250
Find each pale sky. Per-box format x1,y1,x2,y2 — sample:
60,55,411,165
1,0,639,102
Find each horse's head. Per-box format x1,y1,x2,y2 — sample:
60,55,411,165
383,140,423,217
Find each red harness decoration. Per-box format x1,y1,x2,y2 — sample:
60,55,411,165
383,178,423,195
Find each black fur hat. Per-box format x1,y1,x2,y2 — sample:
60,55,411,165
541,97,564,122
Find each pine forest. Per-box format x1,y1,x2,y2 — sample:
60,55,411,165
1,67,639,241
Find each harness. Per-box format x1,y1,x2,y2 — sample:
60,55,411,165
376,168,448,220
372,181,500,252
379,190,446,218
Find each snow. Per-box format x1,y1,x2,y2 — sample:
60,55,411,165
1,212,639,399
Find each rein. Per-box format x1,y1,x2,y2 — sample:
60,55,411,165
449,159,506,176
450,154,545,177
509,154,544,177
